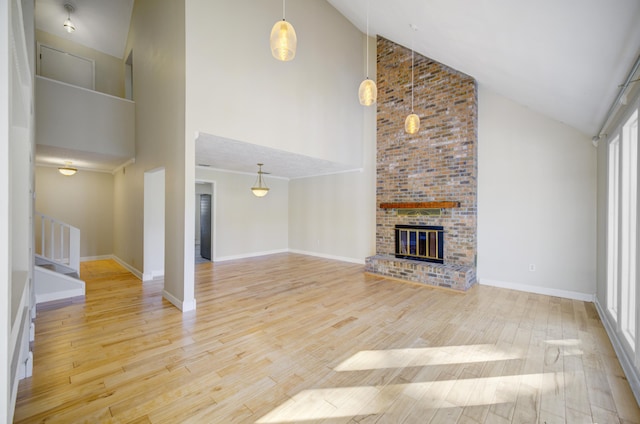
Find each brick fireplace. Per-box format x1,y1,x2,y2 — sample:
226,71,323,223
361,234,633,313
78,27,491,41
365,37,478,291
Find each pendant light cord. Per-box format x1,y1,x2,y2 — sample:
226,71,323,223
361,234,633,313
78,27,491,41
411,48,415,112
366,0,370,78
283,0,286,20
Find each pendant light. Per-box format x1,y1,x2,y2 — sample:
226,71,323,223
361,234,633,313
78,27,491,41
63,4,76,33
405,25,420,134
251,163,270,197
358,0,377,106
270,0,297,61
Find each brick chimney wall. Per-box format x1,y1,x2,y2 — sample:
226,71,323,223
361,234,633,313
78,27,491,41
375,36,478,270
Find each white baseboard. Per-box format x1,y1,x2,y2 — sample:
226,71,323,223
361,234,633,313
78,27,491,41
288,249,365,265
163,289,196,312
111,255,143,280
214,249,365,265
80,255,113,262
214,249,288,262
142,270,164,282
594,298,640,406
479,278,595,302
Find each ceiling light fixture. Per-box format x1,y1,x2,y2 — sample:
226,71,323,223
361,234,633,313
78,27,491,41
405,25,420,134
358,0,377,106
63,4,76,33
58,161,77,176
270,0,297,61
251,163,270,197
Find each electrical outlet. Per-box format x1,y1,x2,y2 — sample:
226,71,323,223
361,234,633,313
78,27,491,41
529,264,536,272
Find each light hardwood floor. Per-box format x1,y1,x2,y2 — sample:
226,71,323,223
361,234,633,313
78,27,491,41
14,254,640,423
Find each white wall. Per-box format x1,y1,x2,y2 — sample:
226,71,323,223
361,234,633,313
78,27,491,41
289,30,377,264
195,168,288,261
35,76,135,159
143,169,164,281
1,0,10,417
35,166,114,258
118,0,192,310
185,2,375,265
477,85,596,299
4,0,35,420
185,0,365,167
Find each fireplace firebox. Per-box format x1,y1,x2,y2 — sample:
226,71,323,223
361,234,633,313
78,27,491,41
394,225,444,264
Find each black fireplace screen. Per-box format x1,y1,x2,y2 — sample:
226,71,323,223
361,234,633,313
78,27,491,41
394,225,444,264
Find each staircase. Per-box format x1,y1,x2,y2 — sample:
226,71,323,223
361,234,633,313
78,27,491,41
34,213,85,304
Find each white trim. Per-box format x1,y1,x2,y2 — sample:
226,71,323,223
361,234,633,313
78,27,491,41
480,278,595,302
34,266,85,304
196,165,290,180
289,167,364,180
595,297,640,405
195,179,216,266
195,166,364,181
214,249,366,265
288,249,365,265
163,290,196,312
111,255,142,280
214,249,289,262
111,158,136,175
35,163,118,175
80,255,113,262
142,270,164,282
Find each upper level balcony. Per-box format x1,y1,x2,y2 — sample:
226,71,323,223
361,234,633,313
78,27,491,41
35,75,135,172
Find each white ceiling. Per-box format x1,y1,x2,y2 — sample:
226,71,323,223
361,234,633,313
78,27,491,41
33,0,640,177
328,0,640,137
35,0,134,58
196,133,360,180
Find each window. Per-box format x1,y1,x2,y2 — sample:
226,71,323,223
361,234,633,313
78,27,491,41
620,110,637,348
607,135,619,321
606,107,638,355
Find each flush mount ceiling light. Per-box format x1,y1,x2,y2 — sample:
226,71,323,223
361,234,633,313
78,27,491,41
251,163,270,197
270,0,297,61
405,24,420,134
63,4,76,33
58,161,77,176
358,0,377,106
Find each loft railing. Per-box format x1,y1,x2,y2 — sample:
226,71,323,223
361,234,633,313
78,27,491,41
35,212,80,274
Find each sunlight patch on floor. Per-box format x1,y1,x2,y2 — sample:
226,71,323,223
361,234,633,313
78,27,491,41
334,344,525,372
255,372,570,423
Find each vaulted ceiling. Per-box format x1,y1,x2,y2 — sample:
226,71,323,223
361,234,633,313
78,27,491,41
34,0,640,176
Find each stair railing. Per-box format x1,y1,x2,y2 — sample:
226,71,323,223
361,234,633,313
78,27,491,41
35,212,80,274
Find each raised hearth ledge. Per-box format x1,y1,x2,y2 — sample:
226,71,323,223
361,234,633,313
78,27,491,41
365,254,477,292
379,201,460,209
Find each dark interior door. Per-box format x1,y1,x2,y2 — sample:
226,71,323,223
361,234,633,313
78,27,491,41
200,194,211,260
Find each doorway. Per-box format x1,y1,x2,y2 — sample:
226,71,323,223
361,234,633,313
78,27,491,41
143,168,165,281
195,181,214,263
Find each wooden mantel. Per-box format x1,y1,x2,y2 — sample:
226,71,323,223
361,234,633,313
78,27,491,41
379,201,460,209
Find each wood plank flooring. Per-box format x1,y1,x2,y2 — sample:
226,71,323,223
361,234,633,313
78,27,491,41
14,254,640,423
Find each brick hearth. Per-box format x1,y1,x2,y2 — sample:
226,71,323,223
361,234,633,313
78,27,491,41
365,36,478,291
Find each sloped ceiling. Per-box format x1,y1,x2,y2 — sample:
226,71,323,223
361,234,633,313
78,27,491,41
328,0,640,137
35,0,134,59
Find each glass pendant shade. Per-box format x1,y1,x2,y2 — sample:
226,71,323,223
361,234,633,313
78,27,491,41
251,187,270,197
58,166,77,176
251,164,270,197
359,78,377,106
64,18,76,33
405,113,420,134
63,4,75,33
270,20,297,61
